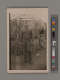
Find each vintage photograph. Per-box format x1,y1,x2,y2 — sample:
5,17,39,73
7,8,48,73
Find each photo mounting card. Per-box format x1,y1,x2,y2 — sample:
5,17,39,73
7,8,48,73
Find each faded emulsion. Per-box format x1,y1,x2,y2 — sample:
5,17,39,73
7,8,48,70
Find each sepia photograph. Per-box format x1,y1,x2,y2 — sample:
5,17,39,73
7,8,48,73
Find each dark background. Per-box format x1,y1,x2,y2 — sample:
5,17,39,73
0,0,60,80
